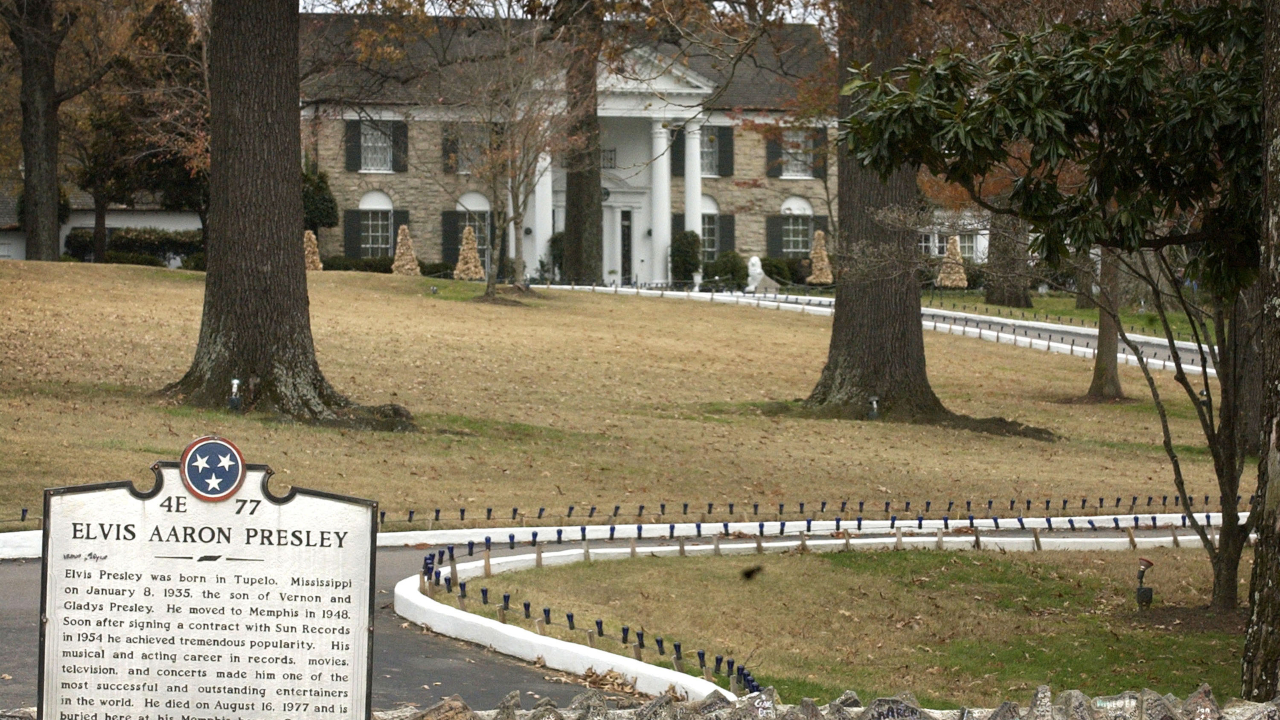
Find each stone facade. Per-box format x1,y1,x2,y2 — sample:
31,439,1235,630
307,115,491,264
672,126,835,260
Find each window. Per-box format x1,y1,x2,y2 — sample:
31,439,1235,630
700,131,718,176
452,124,490,174
936,235,947,256
600,148,617,169
959,233,975,260
360,121,393,172
918,234,933,256
701,214,718,263
781,129,813,178
461,211,491,269
361,210,393,257
782,216,812,257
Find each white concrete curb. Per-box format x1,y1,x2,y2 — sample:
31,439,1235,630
0,530,40,560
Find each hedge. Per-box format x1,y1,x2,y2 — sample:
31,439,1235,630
65,227,203,263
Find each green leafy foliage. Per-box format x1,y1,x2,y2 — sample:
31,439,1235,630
702,251,747,291
321,256,394,273
843,1,1261,295
302,169,339,232
419,261,454,278
761,257,791,283
671,230,702,283
64,228,203,263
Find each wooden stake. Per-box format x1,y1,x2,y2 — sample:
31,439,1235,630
800,533,808,552
673,657,684,673
895,528,903,550
703,665,713,681
1171,527,1181,548
755,537,763,554
630,538,637,558
483,549,492,578
457,595,467,612
973,527,982,550
536,546,543,568
449,558,459,585
535,618,546,635
1126,527,1137,549
844,533,851,551
679,538,686,557
497,606,506,624
583,540,591,562
586,630,596,648
1032,528,1042,552
713,536,721,556
419,571,429,596
935,529,944,551
632,644,643,661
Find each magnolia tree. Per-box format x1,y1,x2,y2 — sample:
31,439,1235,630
843,1,1261,609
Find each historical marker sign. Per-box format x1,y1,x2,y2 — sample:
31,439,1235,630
39,436,376,720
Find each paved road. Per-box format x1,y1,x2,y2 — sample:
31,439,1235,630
0,548,583,711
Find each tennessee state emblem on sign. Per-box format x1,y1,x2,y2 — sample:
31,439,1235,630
179,435,247,502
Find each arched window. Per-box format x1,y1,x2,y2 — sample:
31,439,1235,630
358,191,394,258
457,192,492,268
780,196,814,258
700,195,720,264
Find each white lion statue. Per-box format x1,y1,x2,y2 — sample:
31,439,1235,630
746,255,765,292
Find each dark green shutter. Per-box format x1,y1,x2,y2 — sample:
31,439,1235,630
393,210,409,254
719,214,735,253
812,127,828,180
765,136,782,178
671,129,684,177
765,216,784,258
441,211,461,265
717,126,734,177
392,122,409,172
343,209,361,258
442,125,458,174
814,215,829,235
672,213,684,239
344,121,361,172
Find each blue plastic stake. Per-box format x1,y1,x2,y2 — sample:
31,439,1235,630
503,593,510,610
566,613,575,630
596,619,604,636
523,602,531,619
481,588,489,604
508,534,515,550
542,607,550,624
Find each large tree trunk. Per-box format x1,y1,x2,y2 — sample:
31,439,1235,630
984,214,1032,308
807,0,946,421
8,0,64,261
1087,248,1124,400
1238,281,1265,457
1242,0,1280,693
166,0,356,422
560,0,603,284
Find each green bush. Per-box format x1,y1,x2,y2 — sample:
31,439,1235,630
419,261,454,278
548,232,564,278
302,169,339,232
65,227,203,263
963,259,986,290
702,251,748,292
104,251,165,267
181,252,206,271
670,230,701,284
786,258,811,284
321,255,394,273
761,257,791,284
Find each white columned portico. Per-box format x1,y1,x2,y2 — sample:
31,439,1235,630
650,119,672,285
684,121,702,234
534,153,554,270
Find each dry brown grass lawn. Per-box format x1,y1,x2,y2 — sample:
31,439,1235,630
477,548,1246,707
0,261,1228,528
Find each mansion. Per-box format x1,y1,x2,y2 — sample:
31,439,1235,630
302,16,836,285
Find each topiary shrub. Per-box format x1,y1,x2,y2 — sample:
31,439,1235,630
963,258,986,289
321,255,394,273
418,261,454,278
703,251,748,291
761,257,791,284
670,230,701,284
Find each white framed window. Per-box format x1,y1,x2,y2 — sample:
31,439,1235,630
781,129,814,178
455,125,489,175
360,121,393,172
701,214,718,264
918,234,933,256
700,131,718,177
601,148,617,169
959,233,975,260
361,211,392,257
782,216,812,257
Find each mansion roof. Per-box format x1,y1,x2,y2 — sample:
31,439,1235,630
299,14,831,113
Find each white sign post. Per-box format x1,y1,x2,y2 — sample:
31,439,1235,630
39,436,376,720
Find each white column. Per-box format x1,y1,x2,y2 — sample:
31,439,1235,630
534,154,554,270
651,119,672,285
616,206,626,284
684,121,702,234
